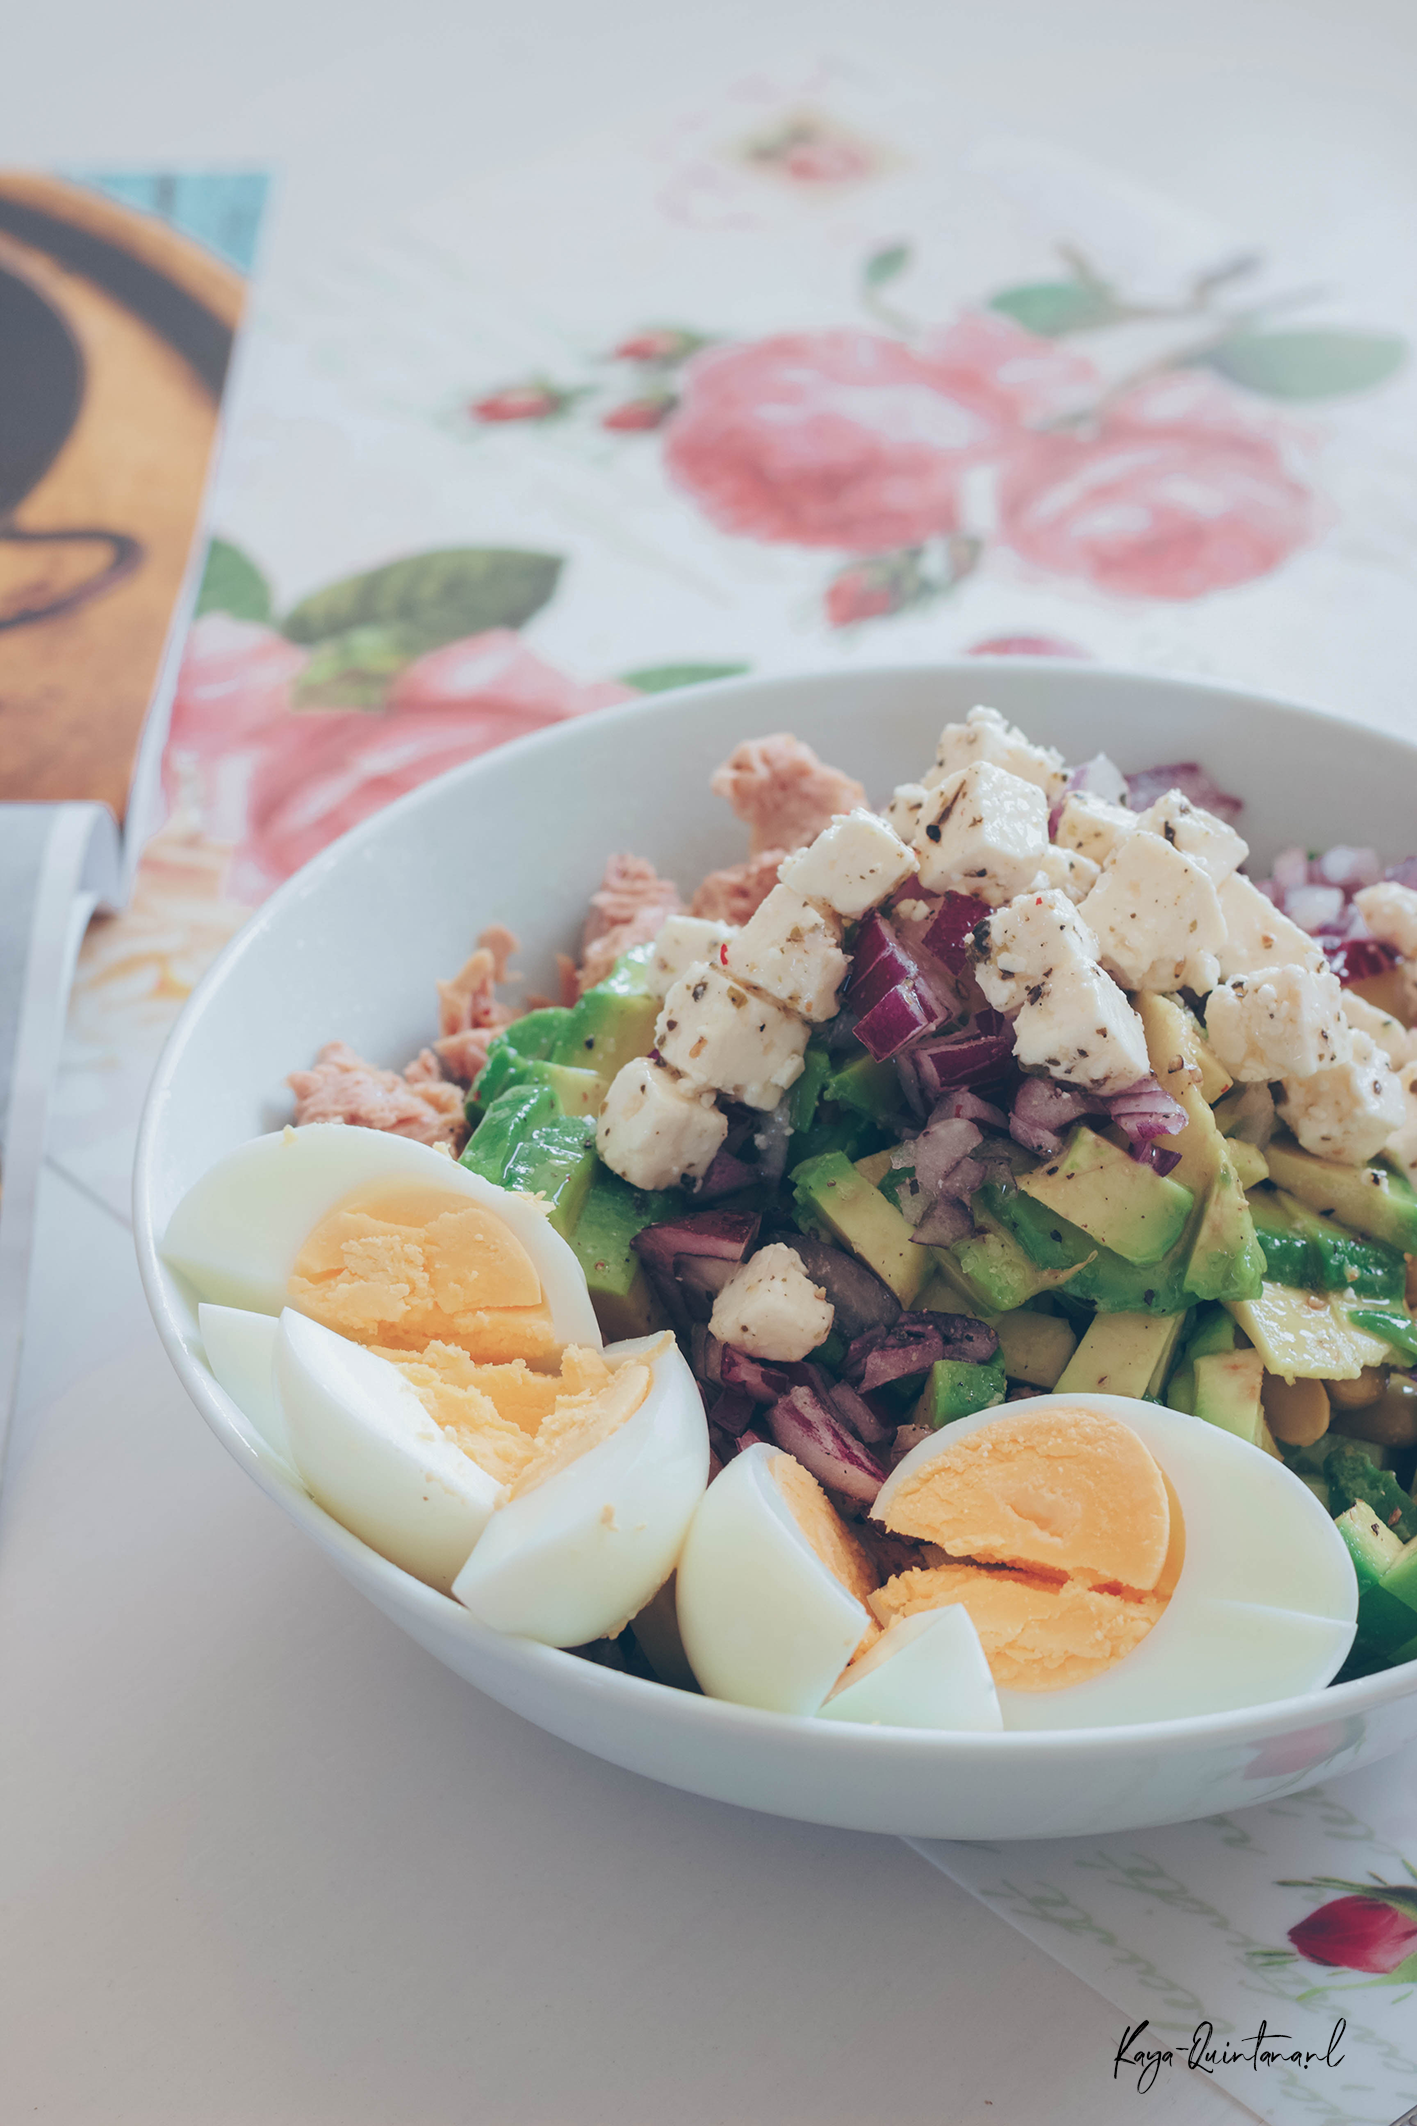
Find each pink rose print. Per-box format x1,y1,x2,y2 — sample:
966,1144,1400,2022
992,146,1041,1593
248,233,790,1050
162,613,307,844
233,630,634,898
997,372,1321,600
662,330,1014,550
924,311,1098,427
965,634,1089,658
471,384,569,423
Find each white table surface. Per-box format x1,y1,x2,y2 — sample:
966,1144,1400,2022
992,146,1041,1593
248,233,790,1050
5,3,1414,2117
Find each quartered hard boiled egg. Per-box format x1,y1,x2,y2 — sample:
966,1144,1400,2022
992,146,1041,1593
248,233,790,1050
452,1333,709,1647
162,1122,601,1350
871,1395,1357,1730
818,1608,1003,1732
197,1302,290,1468
674,1442,886,1716
277,1307,505,1593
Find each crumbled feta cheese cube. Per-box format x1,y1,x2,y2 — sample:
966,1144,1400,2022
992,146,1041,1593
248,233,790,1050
1031,843,1100,904
1276,1030,1407,1166
1216,873,1328,979
912,761,1049,904
1384,1061,1417,1187
723,884,848,1022
970,888,1099,1012
1133,788,1249,884
1355,880,1417,960
646,914,736,999
923,704,1067,801
1204,964,1352,1083
970,888,1148,1093
778,808,919,918
885,783,929,841
1079,834,1226,993
708,1243,834,1362
1341,990,1416,1068
656,962,809,1111
1055,791,1138,866
595,1058,728,1190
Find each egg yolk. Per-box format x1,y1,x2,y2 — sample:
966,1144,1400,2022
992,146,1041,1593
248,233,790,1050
288,1182,557,1363
771,1452,881,1657
873,1406,1177,1693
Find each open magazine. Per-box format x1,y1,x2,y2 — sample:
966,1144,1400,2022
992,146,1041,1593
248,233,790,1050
0,170,267,1461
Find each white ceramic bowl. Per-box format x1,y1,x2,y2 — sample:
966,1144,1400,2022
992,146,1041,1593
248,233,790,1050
135,661,1417,1840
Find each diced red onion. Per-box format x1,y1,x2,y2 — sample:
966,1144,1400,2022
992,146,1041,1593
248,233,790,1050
1388,857,1417,889
890,1424,933,1464
1107,1075,1188,1160
910,1192,975,1245
845,1312,998,1390
1125,762,1242,823
677,1255,740,1299
633,1210,760,1275
768,1385,888,1502
1317,845,1382,895
1010,1074,1100,1156
912,1013,1014,1095
690,1326,723,1384
709,1386,757,1437
1148,1145,1183,1178
932,1086,1007,1130
847,913,919,1015
694,1149,760,1201
1329,937,1400,986
894,1046,926,1118
855,976,950,1062
826,1377,896,1445
1285,883,1345,933
719,1344,793,1403
919,892,992,974
899,1114,983,1196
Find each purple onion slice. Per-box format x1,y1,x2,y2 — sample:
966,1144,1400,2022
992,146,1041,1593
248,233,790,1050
826,1377,896,1445
1124,761,1243,823
1107,1075,1189,1161
768,1385,887,1503
855,977,950,1062
912,1013,1014,1095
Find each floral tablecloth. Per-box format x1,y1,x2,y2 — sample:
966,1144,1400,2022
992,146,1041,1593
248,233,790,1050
50,65,1417,2116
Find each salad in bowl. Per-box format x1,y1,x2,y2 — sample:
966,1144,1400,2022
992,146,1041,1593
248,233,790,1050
156,692,1417,1757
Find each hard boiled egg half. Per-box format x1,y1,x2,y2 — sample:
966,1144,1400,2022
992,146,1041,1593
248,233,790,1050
163,1125,708,1621
674,1441,1003,1728
869,1395,1357,1730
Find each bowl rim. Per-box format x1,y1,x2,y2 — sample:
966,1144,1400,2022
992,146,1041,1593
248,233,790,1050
133,655,1417,1755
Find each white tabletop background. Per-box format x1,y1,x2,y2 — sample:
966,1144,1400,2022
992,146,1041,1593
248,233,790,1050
5,3,1415,2119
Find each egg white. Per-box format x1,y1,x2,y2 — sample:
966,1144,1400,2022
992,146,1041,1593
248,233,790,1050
674,1442,872,1717
275,1307,504,1594
198,1302,291,1467
452,1334,709,1647
875,1393,1359,1730
818,1608,1003,1732
162,1123,602,1347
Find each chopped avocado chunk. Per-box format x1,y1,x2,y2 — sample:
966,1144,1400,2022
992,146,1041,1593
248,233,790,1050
914,1258,998,1323
1248,1186,1406,1299
474,1038,604,1115
1186,1302,1239,1360
790,1044,833,1134
550,945,658,1081
949,1220,1088,1313
1192,1347,1266,1445
1225,1283,1396,1381
1054,1310,1188,1399
1137,991,1265,1304
976,1182,1188,1315
994,1308,1077,1387
568,1166,677,1339
913,1353,1007,1426
1325,1442,1417,1543
1018,1125,1194,1267
1375,1532,1417,1619
501,1006,574,1060
790,1150,927,1305
791,1111,887,1167
854,1149,893,1187
824,1053,902,1120
1264,1137,1417,1253
1179,1005,1233,1102
460,1083,597,1235
1335,1502,1414,1647
1227,1139,1269,1190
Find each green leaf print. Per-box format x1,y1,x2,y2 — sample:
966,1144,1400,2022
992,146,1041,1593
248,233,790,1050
281,547,563,651
1203,329,1406,400
988,280,1120,336
618,662,751,693
195,537,271,623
